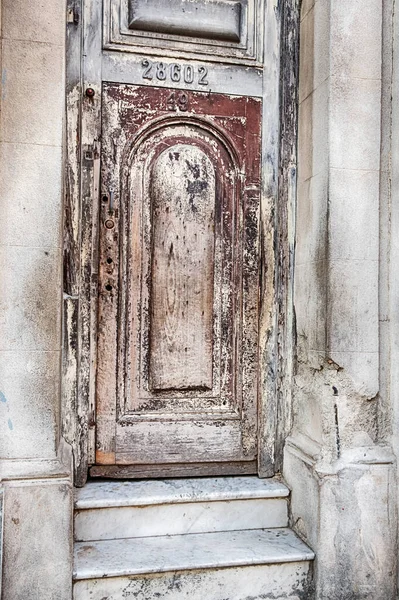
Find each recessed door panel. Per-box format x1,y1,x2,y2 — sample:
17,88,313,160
150,145,215,392
105,0,263,64
96,84,261,475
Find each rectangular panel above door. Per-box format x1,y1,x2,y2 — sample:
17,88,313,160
129,0,242,42
104,0,264,64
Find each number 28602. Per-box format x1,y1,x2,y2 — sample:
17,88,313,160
142,59,209,86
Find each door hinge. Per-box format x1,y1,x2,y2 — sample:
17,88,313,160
67,2,80,25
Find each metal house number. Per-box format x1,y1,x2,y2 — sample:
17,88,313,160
141,59,209,86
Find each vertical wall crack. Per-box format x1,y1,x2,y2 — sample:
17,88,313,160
333,388,341,459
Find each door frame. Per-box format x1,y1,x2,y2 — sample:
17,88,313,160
62,0,300,487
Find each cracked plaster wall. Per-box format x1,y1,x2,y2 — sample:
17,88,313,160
284,0,397,598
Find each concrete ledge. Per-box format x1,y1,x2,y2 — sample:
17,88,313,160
0,440,73,481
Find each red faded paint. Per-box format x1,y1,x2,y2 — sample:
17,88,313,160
103,83,261,171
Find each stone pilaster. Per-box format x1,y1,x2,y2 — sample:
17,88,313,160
0,0,72,597
286,1,397,598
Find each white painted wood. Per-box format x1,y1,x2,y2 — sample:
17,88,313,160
75,498,288,541
68,0,293,480
74,528,314,579
74,476,289,508
74,561,312,600
115,420,253,463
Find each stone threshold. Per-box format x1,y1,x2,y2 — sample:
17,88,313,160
74,475,290,509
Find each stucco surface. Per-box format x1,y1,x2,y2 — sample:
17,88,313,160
0,0,72,597
288,0,397,598
0,0,64,460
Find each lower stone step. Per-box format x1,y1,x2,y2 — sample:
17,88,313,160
73,528,314,600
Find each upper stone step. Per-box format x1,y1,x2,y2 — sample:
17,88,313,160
74,476,289,509
74,476,290,541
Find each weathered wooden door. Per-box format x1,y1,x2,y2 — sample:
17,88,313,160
95,83,261,476
65,0,288,481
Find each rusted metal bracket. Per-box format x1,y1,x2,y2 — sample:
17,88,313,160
67,0,80,24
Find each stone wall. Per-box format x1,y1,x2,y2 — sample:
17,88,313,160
0,0,72,597
284,0,398,598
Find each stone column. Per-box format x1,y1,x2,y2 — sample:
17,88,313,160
285,0,397,598
0,0,72,597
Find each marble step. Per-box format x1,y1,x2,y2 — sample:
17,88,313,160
74,476,290,541
73,528,314,600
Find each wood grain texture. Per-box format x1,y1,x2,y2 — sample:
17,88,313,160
90,461,257,479
274,0,300,472
116,419,248,463
96,85,262,469
64,0,299,483
257,0,281,478
63,0,102,486
150,145,215,391
63,0,82,484
256,0,299,477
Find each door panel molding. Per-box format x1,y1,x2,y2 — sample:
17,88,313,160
105,0,262,64
128,0,243,43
